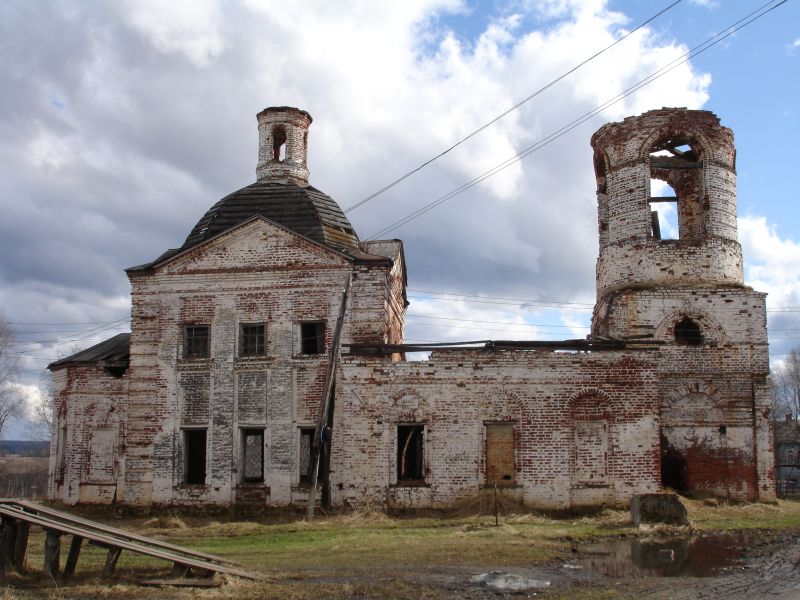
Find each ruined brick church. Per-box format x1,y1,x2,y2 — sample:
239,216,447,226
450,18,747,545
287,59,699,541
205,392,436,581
48,106,774,509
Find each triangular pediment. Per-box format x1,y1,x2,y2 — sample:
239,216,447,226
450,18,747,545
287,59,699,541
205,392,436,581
152,216,352,275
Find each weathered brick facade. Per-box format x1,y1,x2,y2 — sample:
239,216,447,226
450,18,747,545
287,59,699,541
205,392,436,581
48,107,774,509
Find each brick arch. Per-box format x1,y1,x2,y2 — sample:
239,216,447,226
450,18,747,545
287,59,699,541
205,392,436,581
638,128,715,163
390,388,430,422
568,388,612,421
593,148,610,190
479,387,525,422
663,381,724,419
654,309,728,345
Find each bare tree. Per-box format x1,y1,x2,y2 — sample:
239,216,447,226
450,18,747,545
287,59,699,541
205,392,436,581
29,369,55,440
0,312,22,438
773,349,800,496
774,349,800,420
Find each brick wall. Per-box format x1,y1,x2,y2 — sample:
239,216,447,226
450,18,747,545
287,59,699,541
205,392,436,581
333,351,660,510
121,217,400,506
591,109,774,502
49,366,127,505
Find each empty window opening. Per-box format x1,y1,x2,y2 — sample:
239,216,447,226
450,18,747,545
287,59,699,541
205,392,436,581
661,434,688,492
272,125,287,162
300,322,325,355
485,423,515,485
299,427,316,485
648,180,679,240
241,429,264,482
649,136,704,240
397,425,424,482
674,316,703,346
240,323,266,357
184,325,209,359
184,429,207,485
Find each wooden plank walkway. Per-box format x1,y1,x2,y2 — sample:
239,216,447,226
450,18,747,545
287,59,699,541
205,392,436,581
0,499,266,585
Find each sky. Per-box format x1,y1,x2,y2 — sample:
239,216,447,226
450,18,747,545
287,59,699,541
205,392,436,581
0,0,798,438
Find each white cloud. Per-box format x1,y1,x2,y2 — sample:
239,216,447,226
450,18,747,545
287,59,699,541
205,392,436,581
1,0,713,406
123,0,226,67
740,215,800,307
739,215,800,363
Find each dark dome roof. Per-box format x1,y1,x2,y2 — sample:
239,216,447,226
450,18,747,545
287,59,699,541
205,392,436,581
182,181,360,251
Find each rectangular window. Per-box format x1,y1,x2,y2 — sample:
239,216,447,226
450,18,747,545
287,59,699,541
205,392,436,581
397,425,424,483
240,323,266,357
485,423,515,485
300,322,325,355
184,429,207,484
241,429,264,482
299,427,315,485
184,325,210,359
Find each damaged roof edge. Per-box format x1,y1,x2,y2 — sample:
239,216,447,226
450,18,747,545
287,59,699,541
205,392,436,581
48,333,131,371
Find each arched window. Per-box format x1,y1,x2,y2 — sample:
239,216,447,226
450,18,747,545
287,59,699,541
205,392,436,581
649,136,704,241
674,316,703,346
272,125,287,162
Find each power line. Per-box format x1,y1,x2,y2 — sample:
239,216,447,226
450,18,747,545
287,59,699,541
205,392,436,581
408,313,589,329
408,288,593,307
9,320,130,326
343,1,683,215
366,0,787,240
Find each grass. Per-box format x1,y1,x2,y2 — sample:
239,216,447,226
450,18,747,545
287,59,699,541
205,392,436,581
5,498,800,599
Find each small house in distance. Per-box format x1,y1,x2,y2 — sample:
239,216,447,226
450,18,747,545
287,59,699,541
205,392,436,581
48,107,774,510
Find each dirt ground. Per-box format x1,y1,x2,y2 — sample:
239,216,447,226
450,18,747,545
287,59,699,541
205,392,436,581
4,500,800,599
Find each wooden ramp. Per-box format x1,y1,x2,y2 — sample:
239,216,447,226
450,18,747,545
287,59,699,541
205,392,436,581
0,499,266,585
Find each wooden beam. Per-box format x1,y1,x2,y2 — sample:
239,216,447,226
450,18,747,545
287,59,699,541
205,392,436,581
650,156,702,169
649,196,678,203
0,521,6,584
2,519,16,570
13,521,30,573
102,546,122,578
63,535,83,578
651,211,661,240
43,529,61,579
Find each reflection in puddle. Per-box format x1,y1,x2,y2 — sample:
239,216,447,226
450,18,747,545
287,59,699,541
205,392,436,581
577,533,750,578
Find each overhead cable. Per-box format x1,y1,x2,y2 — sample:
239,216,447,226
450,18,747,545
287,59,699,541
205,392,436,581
366,0,787,240
342,0,684,214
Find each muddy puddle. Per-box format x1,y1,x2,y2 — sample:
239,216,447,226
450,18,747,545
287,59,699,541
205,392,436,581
574,532,751,578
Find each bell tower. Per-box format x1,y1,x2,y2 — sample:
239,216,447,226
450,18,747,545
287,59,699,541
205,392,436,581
589,109,773,501
256,106,312,185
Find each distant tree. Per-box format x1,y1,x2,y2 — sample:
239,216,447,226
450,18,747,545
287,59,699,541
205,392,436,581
0,313,22,438
30,369,55,440
773,349,800,495
774,349,800,422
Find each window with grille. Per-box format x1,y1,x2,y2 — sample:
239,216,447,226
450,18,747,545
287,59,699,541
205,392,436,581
184,325,210,358
299,427,315,485
241,429,264,482
300,322,325,355
240,323,266,357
